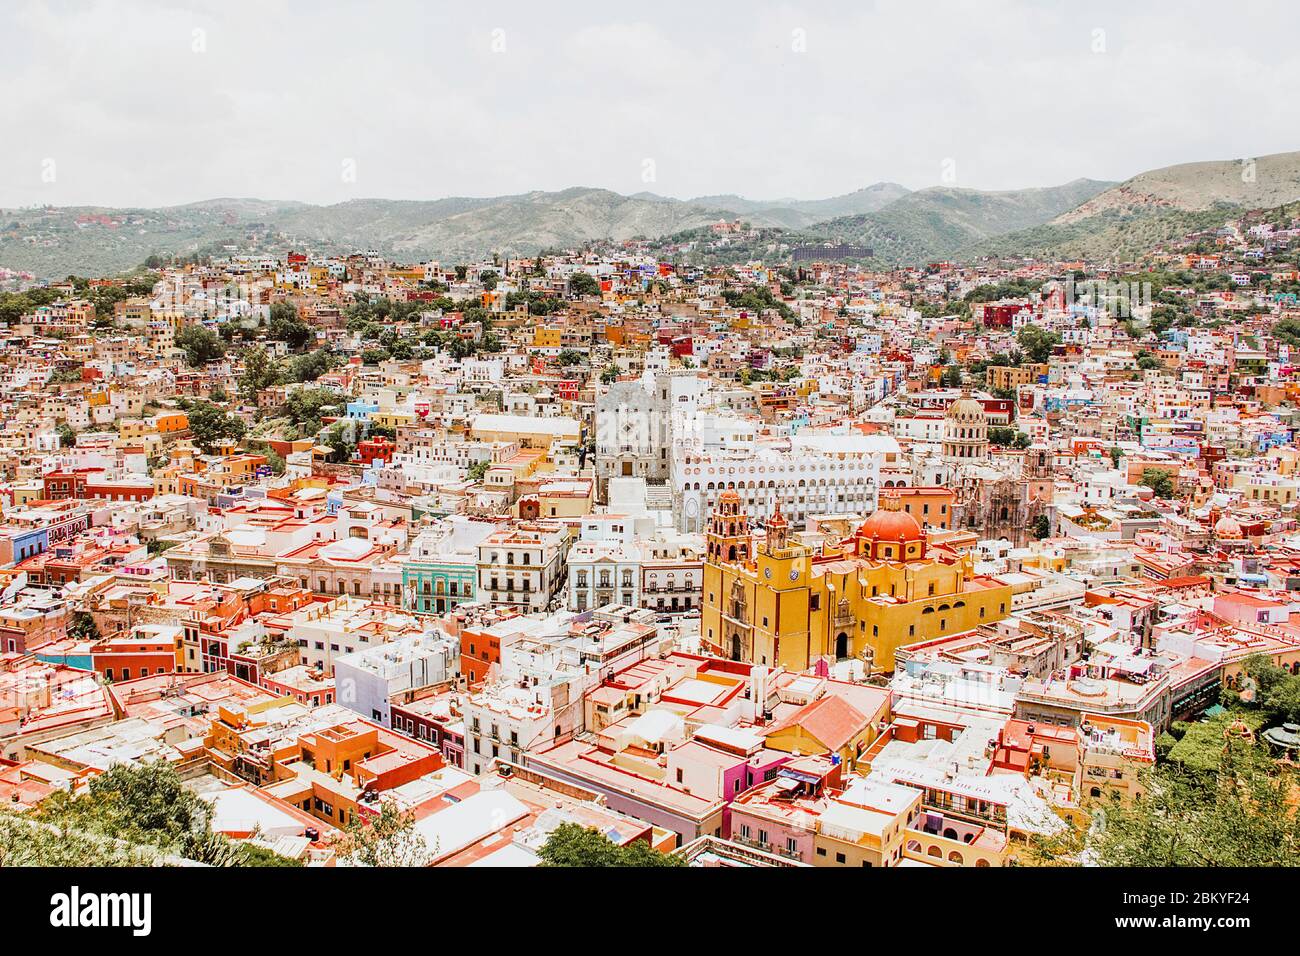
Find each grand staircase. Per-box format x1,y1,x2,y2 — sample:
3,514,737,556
644,482,674,512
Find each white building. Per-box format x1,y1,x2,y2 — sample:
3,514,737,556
333,629,460,727
673,430,895,532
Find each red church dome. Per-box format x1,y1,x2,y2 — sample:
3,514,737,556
854,491,926,560
859,506,923,542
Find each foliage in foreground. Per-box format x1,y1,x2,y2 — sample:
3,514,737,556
336,798,434,867
537,823,685,867
1029,732,1300,867
4,761,298,867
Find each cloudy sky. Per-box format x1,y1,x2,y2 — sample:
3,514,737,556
3,0,1298,208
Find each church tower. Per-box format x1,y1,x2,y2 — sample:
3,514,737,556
707,489,752,565
943,387,990,460
765,499,789,552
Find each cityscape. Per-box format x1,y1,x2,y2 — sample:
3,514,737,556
0,3,1293,921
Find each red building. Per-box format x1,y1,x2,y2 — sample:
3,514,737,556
981,303,1033,328
356,437,396,465
43,470,154,502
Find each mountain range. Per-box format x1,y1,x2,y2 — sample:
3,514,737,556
3,150,1299,278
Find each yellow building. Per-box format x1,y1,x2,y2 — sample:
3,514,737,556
701,491,1013,672
532,326,563,349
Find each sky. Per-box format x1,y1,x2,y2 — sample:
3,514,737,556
3,0,1299,209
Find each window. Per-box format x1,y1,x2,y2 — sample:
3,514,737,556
835,852,846,864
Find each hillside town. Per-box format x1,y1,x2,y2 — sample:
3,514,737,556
0,201,1299,871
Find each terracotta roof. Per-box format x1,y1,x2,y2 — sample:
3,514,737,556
766,694,868,753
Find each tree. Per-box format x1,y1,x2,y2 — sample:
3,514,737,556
569,272,601,298
1031,514,1051,539
537,823,685,867
325,422,356,464
478,270,499,292
34,761,247,866
287,347,337,384
337,799,433,867
556,349,585,367
55,423,78,449
1237,654,1300,725
1016,326,1061,364
282,388,343,432
67,612,100,642
175,324,227,367
1024,726,1300,867
466,460,489,481
268,301,314,350
48,366,83,385
187,400,247,454
600,364,620,384
988,426,1017,446
0,813,148,866
1138,467,1176,499
239,346,283,402
1083,740,1300,866
1272,316,1300,348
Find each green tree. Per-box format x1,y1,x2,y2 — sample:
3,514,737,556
187,400,247,454
1138,467,1176,499
337,799,433,867
556,349,585,367
268,301,314,350
537,823,685,867
325,422,356,464
287,347,338,383
239,346,283,402
1272,316,1300,348
1090,742,1300,866
1031,514,1051,539
569,273,601,298
466,460,489,481
1238,654,1300,725
282,388,343,432
175,324,227,367
67,612,100,642
1016,326,1061,364
35,761,247,866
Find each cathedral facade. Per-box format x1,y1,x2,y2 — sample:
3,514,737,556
701,490,1014,673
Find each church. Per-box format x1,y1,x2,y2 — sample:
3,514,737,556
701,488,1014,673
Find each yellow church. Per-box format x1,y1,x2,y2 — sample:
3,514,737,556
701,489,1013,673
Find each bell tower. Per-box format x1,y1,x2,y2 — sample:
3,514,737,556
707,489,752,565
765,500,789,552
